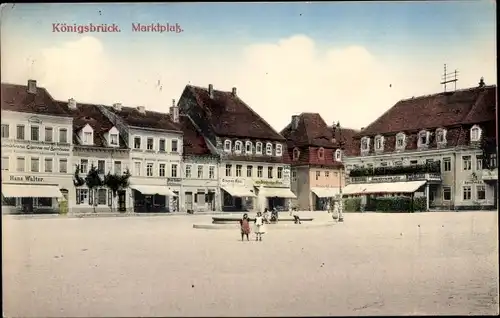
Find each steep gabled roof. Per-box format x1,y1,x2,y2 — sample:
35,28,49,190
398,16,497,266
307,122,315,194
179,115,213,156
281,113,337,148
104,105,182,132
182,85,285,141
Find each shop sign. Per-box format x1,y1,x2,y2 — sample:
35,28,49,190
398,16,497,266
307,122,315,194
464,180,484,185
167,177,182,186
254,179,283,186
371,175,407,182
3,143,70,152
220,178,245,186
9,175,44,182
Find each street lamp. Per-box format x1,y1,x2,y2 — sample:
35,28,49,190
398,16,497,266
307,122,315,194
337,121,344,222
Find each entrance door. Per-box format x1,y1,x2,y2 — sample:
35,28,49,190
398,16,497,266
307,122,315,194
118,190,126,212
185,192,193,211
21,197,34,213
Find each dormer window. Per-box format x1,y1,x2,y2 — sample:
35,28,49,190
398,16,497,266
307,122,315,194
395,132,406,150
335,149,342,162
245,141,252,153
361,137,370,153
110,134,118,146
292,148,300,161
470,125,482,142
256,142,263,155
265,142,273,156
436,128,447,145
84,132,92,145
418,130,429,148
374,135,384,151
318,147,325,160
224,140,232,152
234,141,242,154
275,144,282,157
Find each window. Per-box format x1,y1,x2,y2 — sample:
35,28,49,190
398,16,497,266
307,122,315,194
293,148,300,161
425,159,434,165
277,167,283,179
316,171,320,180
418,131,428,146
394,161,403,166
292,170,297,182
171,164,178,177
266,143,273,156
470,125,481,142
375,135,383,150
97,160,105,174
1,124,9,138
443,187,451,201
59,159,67,173
80,159,89,174
410,160,418,166
147,163,153,177
275,144,283,156
16,157,25,172
463,186,472,201
443,157,451,172
147,138,154,150
134,162,141,176
16,125,25,140
361,137,370,151
96,189,107,205
267,167,273,179
475,185,486,200
2,157,8,170
476,156,483,170
256,142,263,154
134,137,141,149
59,128,67,143
247,165,253,177
225,164,232,177
114,161,122,175
257,166,263,178
325,171,330,178
76,189,89,205
318,148,325,160
84,132,92,144
171,140,178,152
245,141,252,153
224,140,232,152
436,129,446,143
236,165,242,177
335,149,342,162
45,127,53,142
209,166,215,179
490,154,497,168
185,165,192,178
235,141,242,153
159,139,166,152
36,198,52,207
462,156,471,171
44,158,53,172
159,163,166,177
30,157,39,172
197,165,203,178
110,134,118,146
396,133,405,149
31,126,39,141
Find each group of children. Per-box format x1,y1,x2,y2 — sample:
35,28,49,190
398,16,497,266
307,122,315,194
239,212,265,241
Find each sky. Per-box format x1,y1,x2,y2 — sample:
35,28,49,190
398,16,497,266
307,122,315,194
0,1,496,132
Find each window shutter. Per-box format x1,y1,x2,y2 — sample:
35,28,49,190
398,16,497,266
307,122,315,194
76,189,80,204
89,190,93,205
108,190,112,206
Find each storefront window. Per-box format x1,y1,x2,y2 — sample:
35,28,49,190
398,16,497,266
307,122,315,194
37,198,52,207
2,195,15,206
98,189,107,205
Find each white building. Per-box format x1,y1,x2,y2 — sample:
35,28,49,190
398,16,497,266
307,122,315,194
1,80,74,214
99,101,184,212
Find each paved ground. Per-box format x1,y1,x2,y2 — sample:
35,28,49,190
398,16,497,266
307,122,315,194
2,211,499,317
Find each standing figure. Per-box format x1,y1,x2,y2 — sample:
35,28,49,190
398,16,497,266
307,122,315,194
254,212,265,241
239,213,251,241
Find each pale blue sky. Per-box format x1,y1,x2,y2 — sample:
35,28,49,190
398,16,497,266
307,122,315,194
0,2,496,130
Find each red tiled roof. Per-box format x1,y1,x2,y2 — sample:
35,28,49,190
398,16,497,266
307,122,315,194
104,105,182,132
56,101,127,148
1,82,71,117
182,85,285,141
179,115,212,156
281,113,337,148
334,127,360,157
358,85,496,136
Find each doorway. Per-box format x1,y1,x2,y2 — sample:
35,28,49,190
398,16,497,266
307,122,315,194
185,192,193,211
118,190,126,212
21,197,34,213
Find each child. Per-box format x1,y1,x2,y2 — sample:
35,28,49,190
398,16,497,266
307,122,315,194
239,213,251,241
254,212,265,241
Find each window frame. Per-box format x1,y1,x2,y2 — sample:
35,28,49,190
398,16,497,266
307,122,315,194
147,137,154,150
1,124,9,138
225,164,232,177
146,162,154,177
265,143,273,156
30,125,40,141
159,163,166,177
442,186,452,201
267,166,273,179
256,142,263,155
234,141,243,154
224,140,232,152
318,147,325,160
44,127,53,142
134,136,142,149
59,128,68,143
476,185,486,201
462,155,472,171
245,141,252,154
275,144,283,156
443,157,452,172
44,158,53,172
462,186,472,201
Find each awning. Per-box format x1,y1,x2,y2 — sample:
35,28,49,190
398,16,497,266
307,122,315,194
260,187,297,198
222,186,256,197
311,187,340,198
2,184,63,198
130,185,177,196
343,180,426,195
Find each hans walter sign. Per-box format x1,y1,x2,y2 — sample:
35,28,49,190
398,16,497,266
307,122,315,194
10,175,44,182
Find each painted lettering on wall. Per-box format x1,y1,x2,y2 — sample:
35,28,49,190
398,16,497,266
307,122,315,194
3,143,70,152
464,180,484,185
255,179,283,186
10,175,44,182
221,178,245,186
167,177,182,186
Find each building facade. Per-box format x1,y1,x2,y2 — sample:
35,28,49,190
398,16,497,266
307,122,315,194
343,80,497,211
177,84,295,212
281,113,346,211
1,80,74,214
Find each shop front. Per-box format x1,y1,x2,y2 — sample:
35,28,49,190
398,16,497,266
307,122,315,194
310,187,340,211
220,177,256,212
131,181,178,213
254,178,295,212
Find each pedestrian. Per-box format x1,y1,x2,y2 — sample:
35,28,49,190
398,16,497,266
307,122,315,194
254,212,265,241
239,213,251,241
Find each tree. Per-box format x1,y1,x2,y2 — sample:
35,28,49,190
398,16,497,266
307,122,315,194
103,168,131,212
480,136,497,170
73,164,85,187
85,164,103,213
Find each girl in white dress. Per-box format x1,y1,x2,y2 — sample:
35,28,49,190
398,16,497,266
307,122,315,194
254,212,265,241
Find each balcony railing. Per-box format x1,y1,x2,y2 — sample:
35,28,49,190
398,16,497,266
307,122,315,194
482,168,498,181
348,173,442,184
348,161,441,178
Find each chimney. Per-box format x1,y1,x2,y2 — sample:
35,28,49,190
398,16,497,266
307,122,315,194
208,84,214,98
27,79,37,94
291,115,300,130
68,98,77,110
137,106,146,114
232,87,237,96
479,77,485,88
169,99,179,123
113,103,122,111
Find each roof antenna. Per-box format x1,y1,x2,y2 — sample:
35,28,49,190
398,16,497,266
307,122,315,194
440,63,459,92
